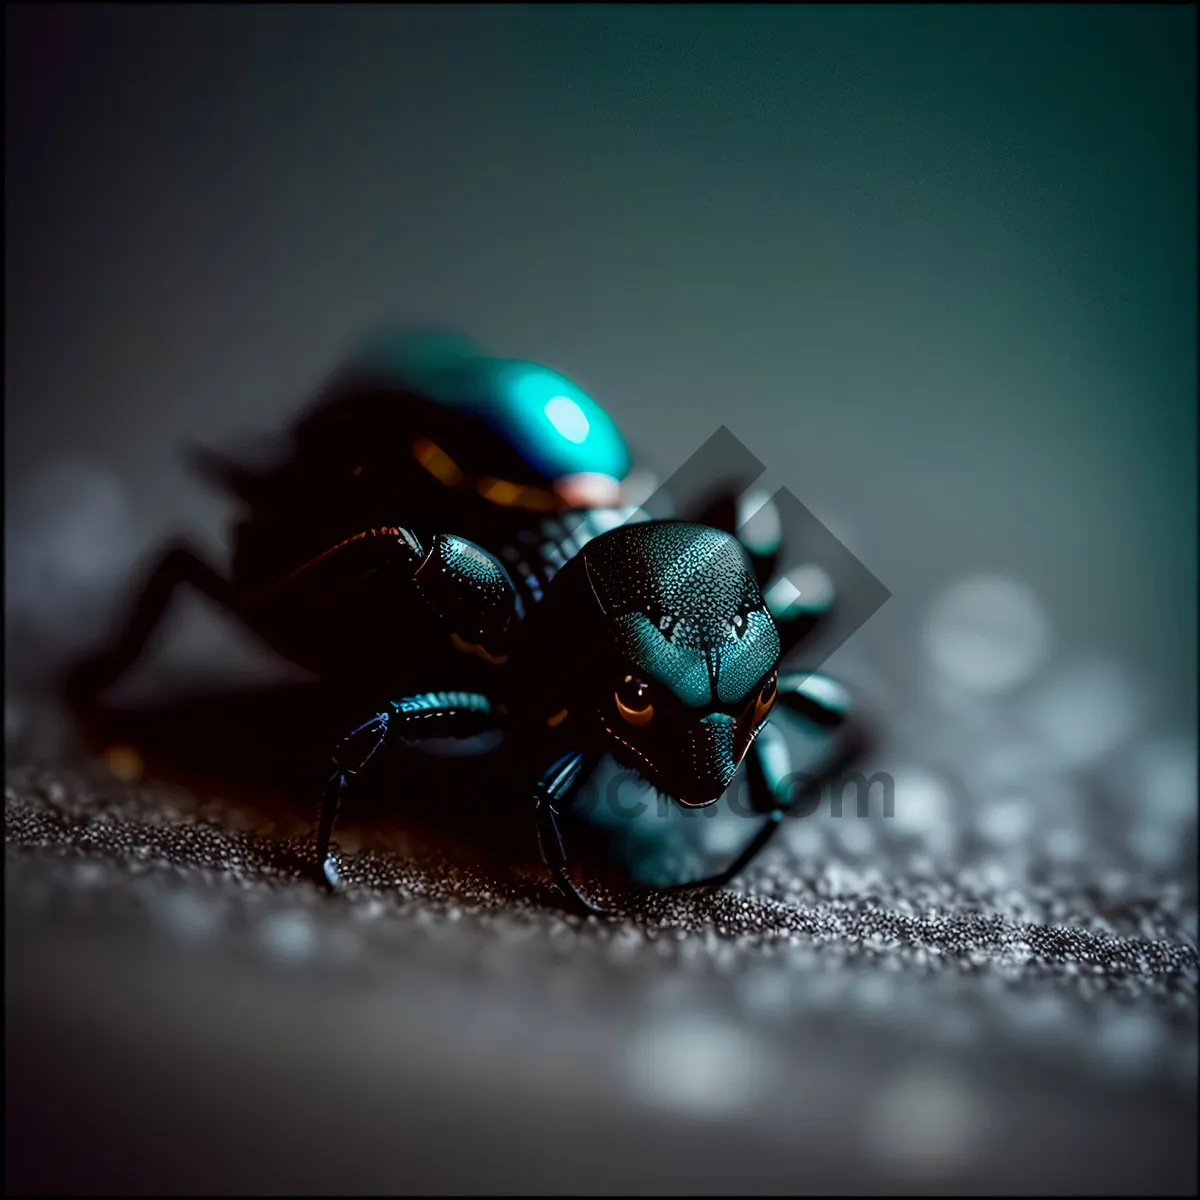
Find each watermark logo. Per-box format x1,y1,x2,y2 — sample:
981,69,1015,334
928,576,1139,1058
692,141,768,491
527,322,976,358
569,768,896,822
593,425,892,674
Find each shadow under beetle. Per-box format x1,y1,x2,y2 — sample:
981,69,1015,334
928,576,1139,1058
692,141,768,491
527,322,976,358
65,331,861,917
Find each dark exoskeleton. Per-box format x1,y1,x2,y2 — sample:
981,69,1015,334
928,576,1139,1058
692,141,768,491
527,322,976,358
65,333,862,916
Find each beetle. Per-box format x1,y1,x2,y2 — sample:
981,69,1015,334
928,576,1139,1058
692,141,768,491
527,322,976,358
65,331,860,917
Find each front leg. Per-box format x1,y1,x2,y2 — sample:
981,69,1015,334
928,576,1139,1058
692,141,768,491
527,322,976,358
532,751,612,918
253,526,524,664
317,691,495,889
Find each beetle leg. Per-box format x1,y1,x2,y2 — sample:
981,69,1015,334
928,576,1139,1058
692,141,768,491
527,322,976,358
316,692,495,891
63,538,240,708
317,711,391,890
774,669,855,728
253,527,523,662
533,752,613,919
316,770,350,890
665,670,857,893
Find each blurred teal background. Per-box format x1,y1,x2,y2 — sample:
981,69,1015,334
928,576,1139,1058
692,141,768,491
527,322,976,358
6,4,1195,724
7,3,1195,730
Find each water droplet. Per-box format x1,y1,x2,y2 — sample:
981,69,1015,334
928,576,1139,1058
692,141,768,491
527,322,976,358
836,818,875,857
625,1015,770,1117
785,820,825,858
973,738,1053,789
259,910,318,961
72,862,106,887
890,768,953,838
740,970,792,1018
1130,822,1186,868
1043,826,1084,864
702,813,746,857
160,891,220,941
1125,736,1197,823
923,575,1051,694
5,461,146,644
864,1068,986,1177
1025,660,1140,768
977,791,1033,846
1095,1012,1162,1075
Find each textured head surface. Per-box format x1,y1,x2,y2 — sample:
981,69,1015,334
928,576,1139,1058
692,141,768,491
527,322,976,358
582,522,781,710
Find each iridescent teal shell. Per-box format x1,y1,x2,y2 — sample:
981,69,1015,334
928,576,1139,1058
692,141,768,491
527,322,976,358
354,330,631,483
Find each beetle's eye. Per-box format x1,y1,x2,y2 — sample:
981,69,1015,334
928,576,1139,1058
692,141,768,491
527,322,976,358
614,674,654,726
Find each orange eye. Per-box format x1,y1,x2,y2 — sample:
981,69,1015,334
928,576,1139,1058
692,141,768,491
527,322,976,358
615,675,654,726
